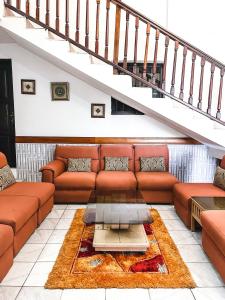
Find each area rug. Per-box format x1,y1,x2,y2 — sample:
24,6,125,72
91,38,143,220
45,209,196,288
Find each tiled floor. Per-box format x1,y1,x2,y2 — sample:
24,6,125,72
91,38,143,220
0,204,224,300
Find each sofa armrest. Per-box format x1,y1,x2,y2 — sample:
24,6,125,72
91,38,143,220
40,160,65,183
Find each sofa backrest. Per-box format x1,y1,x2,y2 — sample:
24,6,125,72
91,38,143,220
99,144,134,171
220,156,225,169
134,145,169,172
54,145,99,172
0,153,8,169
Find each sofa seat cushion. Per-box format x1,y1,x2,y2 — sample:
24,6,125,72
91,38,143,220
54,172,96,190
0,224,13,257
173,183,225,209
136,172,178,190
201,210,225,257
0,195,38,233
96,171,137,190
0,182,55,207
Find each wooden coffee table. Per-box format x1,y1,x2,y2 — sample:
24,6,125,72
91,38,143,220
191,196,225,231
84,190,152,252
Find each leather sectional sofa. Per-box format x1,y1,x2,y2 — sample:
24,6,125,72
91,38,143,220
41,144,178,203
201,210,225,282
173,156,225,228
0,152,55,282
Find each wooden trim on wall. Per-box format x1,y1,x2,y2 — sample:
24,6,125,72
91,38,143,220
15,136,201,144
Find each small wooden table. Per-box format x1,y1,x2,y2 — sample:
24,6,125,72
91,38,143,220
191,197,225,231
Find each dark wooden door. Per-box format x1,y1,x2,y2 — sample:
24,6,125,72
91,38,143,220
0,59,16,167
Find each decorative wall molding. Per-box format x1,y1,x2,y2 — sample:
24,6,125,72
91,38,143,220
16,143,216,183
15,136,200,144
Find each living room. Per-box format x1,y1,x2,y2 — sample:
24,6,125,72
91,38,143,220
0,0,225,299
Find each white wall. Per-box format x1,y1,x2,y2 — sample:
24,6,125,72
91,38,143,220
0,43,185,137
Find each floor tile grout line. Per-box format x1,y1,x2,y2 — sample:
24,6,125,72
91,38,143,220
19,216,63,288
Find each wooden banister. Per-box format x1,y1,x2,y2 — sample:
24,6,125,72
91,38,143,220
4,0,225,126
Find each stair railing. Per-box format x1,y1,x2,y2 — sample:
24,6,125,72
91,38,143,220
4,0,225,125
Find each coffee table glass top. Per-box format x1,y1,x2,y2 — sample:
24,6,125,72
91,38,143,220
84,190,152,225
192,196,225,210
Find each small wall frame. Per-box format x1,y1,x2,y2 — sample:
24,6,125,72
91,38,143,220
21,79,36,95
51,82,70,101
91,103,105,118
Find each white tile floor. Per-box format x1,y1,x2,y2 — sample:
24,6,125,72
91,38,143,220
0,204,224,300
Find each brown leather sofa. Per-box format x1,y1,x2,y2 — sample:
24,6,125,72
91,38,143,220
201,210,225,282
134,145,178,203
0,224,13,282
41,145,99,203
96,144,137,191
0,152,55,225
173,156,225,228
41,144,178,204
0,152,55,282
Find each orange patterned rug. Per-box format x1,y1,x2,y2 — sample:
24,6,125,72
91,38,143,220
45,209,196,288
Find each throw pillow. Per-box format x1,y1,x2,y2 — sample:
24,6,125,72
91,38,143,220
213,166,225,190
67,158,91,172
140,156,166,172
105,157,129,171
0,165,16,191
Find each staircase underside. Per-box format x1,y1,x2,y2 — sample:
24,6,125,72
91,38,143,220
0,14,225,148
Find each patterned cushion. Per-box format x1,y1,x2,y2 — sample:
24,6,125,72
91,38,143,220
0,165,16,191
140,157,166,172
67,158,91,172
213,166,225,190
105,157,129,171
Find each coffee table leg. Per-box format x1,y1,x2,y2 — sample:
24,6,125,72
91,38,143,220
191,215,196,232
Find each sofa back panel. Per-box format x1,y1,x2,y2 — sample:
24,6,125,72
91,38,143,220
0,153,8,169
54,145,99,172
100,144,134,171
220,156,225,169
134,145,169,172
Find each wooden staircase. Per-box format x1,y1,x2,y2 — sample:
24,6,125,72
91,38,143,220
3,0,225,127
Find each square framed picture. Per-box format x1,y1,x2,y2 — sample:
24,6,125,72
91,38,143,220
21,79,36,95
51,82,70,101
91,103,105,118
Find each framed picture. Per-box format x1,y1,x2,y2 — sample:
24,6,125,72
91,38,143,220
21,79,36,95
91,103,105,118
51,82,70,101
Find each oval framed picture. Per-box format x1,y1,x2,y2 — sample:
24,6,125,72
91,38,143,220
51,82,70,101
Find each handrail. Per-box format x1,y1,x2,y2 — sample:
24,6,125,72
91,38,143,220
4,0,225,126
111,0,225,69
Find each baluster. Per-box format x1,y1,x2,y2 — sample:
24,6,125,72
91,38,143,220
133,17,139,74
197,57,205,109
95,0,100,54
179,46,187,100
152,29,160,84
65,0,69,38
55,0,59,31
113,2,121,66
85,0,89,48
188,52,196,104
162,36,169,90
45,0,49,26
16,0,21,9
76,0,80,42
143,23,151,80
104,0,110,59
170,41,179,95
36,0,40,21
26,0,30,15
216,68,225,119
123,12,129,69
207,63,215,115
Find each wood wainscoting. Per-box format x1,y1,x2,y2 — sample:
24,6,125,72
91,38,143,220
15,136,200,144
